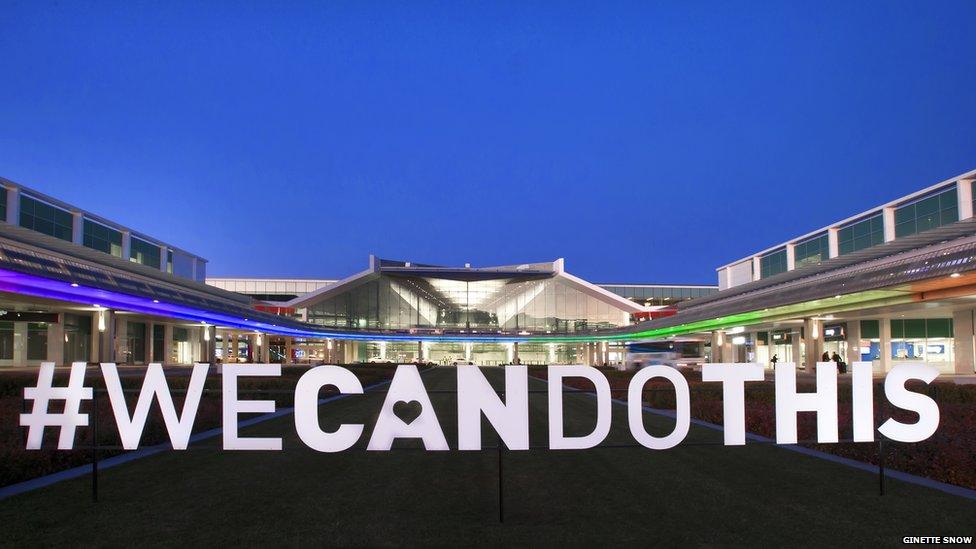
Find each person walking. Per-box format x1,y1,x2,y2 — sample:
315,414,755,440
821,351,830,362
770,354,779,370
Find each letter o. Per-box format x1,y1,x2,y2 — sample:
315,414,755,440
628,365,690,450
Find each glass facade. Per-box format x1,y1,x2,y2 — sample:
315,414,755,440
130,237,161,268
19,195,73,242
82,218,123,258
126,321,146,363
152,324,165,362
0,188,6,222
306,274,631,334
894,187,958,238
760,248,788,278
356,340,615,366
601,285,716,306
890,318,954,373
63,313,91,363
0,321,13,360
838,214,884,256
170,327,192,364
793,233,829,268
26,322,48,360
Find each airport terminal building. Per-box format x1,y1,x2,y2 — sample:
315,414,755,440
1,167,976,375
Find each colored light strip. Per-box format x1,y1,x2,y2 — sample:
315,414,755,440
0,268,548,342
0,268,912,344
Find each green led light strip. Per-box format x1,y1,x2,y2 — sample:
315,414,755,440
528,288,911,343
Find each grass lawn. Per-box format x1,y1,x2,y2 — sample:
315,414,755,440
0,367,973,546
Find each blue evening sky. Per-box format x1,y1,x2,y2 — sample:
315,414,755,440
1,1,974,284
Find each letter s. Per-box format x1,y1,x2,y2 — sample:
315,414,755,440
878,363,939,443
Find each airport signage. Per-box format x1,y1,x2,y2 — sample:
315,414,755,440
20,362,939,451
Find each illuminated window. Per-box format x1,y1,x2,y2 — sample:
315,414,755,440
890,318,954,373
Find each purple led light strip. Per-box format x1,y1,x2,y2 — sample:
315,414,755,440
0,268,579,343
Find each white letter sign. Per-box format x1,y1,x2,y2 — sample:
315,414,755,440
878,363,940,443
457,365,529,450
367,364,448,451
628,365,690,450
701,363,764,445
223,364,283,450
294,365,364,452
775,362,838,444
548,365,611,450
102,362,208,450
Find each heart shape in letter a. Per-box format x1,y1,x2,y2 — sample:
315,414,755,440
393,400,423,425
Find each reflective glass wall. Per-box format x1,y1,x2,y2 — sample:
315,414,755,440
306,274,631,334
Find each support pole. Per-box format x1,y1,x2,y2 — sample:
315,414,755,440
92,389,99,503
497,433,504,523
878,438,886,496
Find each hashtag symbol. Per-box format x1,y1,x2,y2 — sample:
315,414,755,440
20,362,93,450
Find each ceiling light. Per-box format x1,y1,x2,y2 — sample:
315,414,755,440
950,272,962,278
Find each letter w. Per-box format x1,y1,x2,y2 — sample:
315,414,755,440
101,363,208,449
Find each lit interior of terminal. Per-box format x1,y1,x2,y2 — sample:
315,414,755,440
2,168,976,376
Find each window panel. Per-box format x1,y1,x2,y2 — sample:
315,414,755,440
19,195,73,242
794,233,829,268
82,219,123,257
894,187,958,238
129,237,161,268
838,213,884,256
760,248,787,278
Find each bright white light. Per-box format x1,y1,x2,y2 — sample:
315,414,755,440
731,336,746,345
70,283,79,287
950,272,962,278
727,326,745,334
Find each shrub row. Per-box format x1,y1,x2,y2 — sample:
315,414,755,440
0,364,399,488
533,367,976,490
